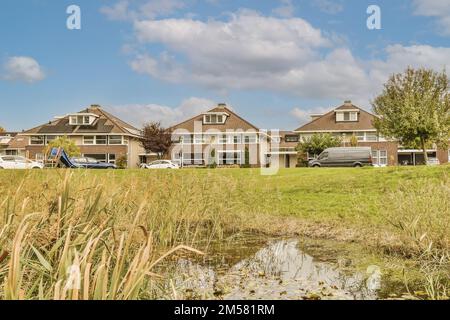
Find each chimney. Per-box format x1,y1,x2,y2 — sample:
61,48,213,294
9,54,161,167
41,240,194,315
344,100,352,106
217,103,227,109
90,104,101,109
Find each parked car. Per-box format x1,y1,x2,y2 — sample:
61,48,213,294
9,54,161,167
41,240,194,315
141,160,180,169
71,157,117,169
308,147,373,168
0,156,44,169
426,158,440,166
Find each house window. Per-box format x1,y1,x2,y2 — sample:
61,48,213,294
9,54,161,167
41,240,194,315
45,136,61,145
181,135,192,144
83,136,109,145
372,150,388,166
379,150,388,165
366,132,378,142
244,135,257,144
336,112,358,122
5,150,19,156
84,154,107,163
372,151,379,166
233,135,242,144
203,113,227,124
355,132,365,141
219,152,241,165
83,136,95,145
109,136,122,145
108,154,116,164
70,115,91,125
194,135,205,144
96,136,107,145
285,135,299,143
30,136,45,145
219,135,227,144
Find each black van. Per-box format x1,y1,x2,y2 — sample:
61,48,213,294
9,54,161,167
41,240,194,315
308,147,373,167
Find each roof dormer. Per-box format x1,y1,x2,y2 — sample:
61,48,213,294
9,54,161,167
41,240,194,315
68,113,99,126
335,101,359,122
203,110,229,125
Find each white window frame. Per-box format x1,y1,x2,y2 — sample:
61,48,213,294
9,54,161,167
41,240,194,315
45,135,62,145
336,111,358,122
244,135,257,144
108,135,123,145
203,113,227,125
194,135,205,144
372,150,388,166
30,136,45,145
83,136,95,145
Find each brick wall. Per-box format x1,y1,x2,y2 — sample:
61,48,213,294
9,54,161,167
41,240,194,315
357,141,399,166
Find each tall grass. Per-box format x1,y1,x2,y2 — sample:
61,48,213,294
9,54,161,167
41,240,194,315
0,167,448,299
383,175,450,300
0,170,276,299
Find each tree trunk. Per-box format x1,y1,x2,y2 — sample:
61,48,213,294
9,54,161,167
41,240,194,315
420,137,428,165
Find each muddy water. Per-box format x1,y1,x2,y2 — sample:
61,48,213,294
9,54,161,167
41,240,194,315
165,236,410,300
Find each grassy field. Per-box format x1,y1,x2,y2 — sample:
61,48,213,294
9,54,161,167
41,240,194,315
0,166,448,299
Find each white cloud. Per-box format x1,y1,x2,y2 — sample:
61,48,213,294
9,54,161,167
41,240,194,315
118,9,450,104
312,0,343,14
272,0,295,18
369,45,450,87
3,56,46,83
290,106,330,125
100,1,131,21
100,0,184,21
130,52,183,82
413,0,450,35
105,97,216,127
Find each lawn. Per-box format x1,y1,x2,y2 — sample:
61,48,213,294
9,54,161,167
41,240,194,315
0,166,448,299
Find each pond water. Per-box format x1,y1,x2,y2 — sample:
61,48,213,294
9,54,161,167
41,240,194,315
163,236,411,300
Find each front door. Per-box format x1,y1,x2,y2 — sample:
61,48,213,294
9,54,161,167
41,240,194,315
285,155,290,168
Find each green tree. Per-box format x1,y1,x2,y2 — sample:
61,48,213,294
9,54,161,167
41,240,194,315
116,155,128,169
45,136,81,158
349,135,358,147
372,68,450,163
241,147,250,168
296,133,341,158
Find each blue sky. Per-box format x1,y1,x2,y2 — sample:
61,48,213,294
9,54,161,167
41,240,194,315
1,0,450,131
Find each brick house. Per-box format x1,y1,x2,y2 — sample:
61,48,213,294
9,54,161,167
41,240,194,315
0,132,27,156
294,101,449,166
167,103,267,167
19,105,145,168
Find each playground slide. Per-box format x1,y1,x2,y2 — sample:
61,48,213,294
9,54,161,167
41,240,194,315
50,148,80,168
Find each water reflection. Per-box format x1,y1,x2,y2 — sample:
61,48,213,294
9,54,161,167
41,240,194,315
172,239,382,300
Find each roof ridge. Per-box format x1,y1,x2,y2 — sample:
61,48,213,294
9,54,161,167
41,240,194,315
94,107,141,135
169,105,259,131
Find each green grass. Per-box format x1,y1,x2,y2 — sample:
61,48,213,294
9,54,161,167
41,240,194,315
0,165,448,299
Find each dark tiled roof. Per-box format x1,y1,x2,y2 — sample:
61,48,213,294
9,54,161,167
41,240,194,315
74,119,114,133
295,104,378,132
170,105,259,132
22,106,141,136
37,119,76,134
